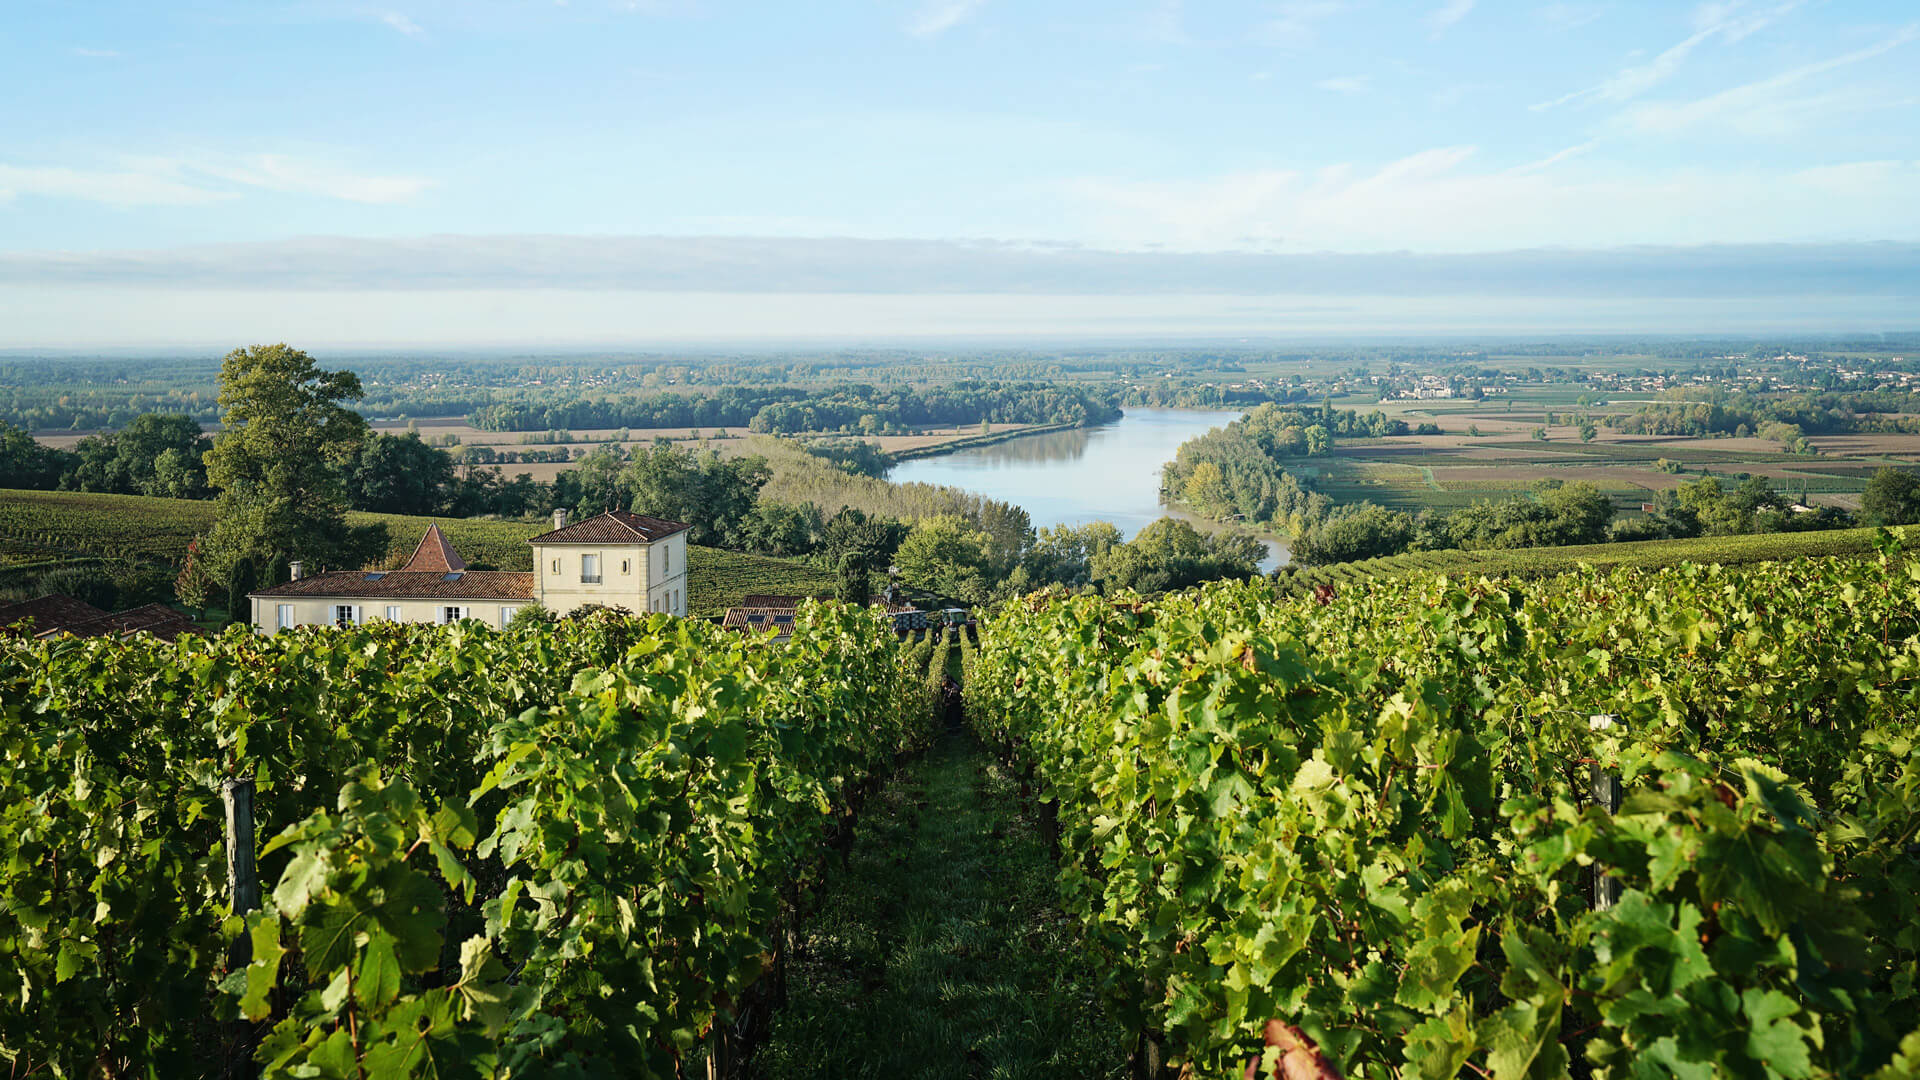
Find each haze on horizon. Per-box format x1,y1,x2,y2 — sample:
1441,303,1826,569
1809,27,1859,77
6,0,1919,346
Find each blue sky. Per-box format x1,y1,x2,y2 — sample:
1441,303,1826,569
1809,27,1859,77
5,0,1919,345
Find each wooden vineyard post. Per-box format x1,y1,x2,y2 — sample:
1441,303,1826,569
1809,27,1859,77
224,777,260,920
1588,715,1623,912
223,776,259,1080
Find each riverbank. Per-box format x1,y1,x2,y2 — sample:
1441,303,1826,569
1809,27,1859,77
886,420,1081,464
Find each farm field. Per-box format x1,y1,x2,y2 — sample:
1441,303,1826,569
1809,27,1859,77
0,488,835,617
1300,389,1920,514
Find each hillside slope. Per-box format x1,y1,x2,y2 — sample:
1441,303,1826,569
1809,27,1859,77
0,488,834,617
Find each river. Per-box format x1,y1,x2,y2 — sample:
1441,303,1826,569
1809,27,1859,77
887,408,1290,571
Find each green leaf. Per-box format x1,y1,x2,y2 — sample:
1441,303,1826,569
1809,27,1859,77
240,913,287,1021
356,932,401,1012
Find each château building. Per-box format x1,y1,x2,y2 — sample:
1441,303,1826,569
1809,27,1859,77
248,509,690,631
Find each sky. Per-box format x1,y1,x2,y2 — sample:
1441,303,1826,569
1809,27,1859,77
4,0,1919,346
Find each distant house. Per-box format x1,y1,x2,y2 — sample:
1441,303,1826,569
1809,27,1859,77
247,509,691,632
0,593,203,640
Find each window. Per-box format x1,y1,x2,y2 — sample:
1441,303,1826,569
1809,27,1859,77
441,606,465,624
385,605,403,622
277,604,293,629
621,558,630,575
663,545,670,573
499,606,517,625
580,553,601,584
333,605,358,628
550,558,560,574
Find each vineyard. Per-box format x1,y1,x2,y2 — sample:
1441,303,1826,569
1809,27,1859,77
0,488,836,616
967,538,1920,1076
0,605,942,1077
1277,523,1920,596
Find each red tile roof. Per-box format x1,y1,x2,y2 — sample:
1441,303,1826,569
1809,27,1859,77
527,510,690,544
0,593,110,630
0,594,202,640
251,570,535,601
402,524,467,573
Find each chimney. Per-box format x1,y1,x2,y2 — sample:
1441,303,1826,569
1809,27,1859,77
553,508,571,531
289,560,305,581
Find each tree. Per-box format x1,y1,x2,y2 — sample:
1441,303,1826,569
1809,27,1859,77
173,537,218,619
69,413,212,498
201,344,378,583
893,515,991,602
1861,468,1920,526
619,444,771,548
1091,518,1262,591
346,432,456,514
1579,423,1598,443
0,420,76,490
835,550,872,606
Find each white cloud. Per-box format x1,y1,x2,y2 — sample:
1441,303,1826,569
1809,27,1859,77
1427,0,1475,34
1059,148,1920,252
377,11,425,36
1532,0,1804,111
907,0,985,37
1623,24,1920,135
197,154,435,203
0,154,433,208
1508,138,1602,173
1315,75,1370,94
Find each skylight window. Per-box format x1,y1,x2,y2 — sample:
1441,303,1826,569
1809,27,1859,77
443,573,463,582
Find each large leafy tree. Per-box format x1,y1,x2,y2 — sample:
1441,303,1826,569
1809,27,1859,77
1861,467,1920,527
893,514,992,603
69,413,212,498
618,442,770,547
200,344,379,583
346,431,456,514
0,420,76,490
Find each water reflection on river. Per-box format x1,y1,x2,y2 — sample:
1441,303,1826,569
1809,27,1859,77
886,408,1290,571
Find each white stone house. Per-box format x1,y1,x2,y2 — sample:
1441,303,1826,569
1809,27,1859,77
248,509,691,632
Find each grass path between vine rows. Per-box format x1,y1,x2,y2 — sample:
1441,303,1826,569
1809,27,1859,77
754,733,1129,1079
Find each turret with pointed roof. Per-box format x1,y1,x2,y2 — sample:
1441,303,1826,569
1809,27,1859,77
403,524,468,573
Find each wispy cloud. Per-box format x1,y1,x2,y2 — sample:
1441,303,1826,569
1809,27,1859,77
72,47,121,58
1259,1,1347,47
1536,2,1607,32
0,154,433,208
1426,0,1475,35
0,165,229,208
1508,137,1602,174
1060,148,1920,252
376,10,425,36
1532,0,1803,111
1315,75,1370,94
907,0,985,37
1623,23,1920,134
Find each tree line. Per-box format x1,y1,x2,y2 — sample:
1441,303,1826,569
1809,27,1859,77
466,381,1122,434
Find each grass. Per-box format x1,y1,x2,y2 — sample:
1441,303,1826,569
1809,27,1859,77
755,734,1128,1080
0,488,835,619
